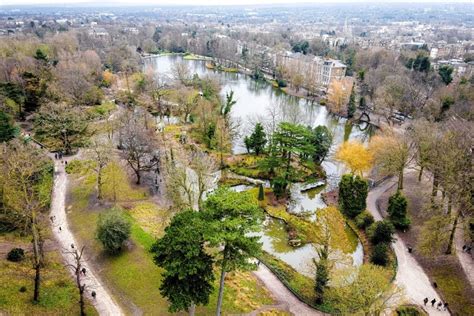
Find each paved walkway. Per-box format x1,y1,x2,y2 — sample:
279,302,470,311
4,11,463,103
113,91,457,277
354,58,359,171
454,221,474,289
252,264,325,316
367,179,449,316
50,159,123,316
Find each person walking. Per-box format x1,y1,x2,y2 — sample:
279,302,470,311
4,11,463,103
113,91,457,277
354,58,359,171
423,297,428,306
431,298,436,307
437,302,443,310
444,302,449,311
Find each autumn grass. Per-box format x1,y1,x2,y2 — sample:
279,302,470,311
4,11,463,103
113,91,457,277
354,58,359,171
67,160,275,315
0,236,96,315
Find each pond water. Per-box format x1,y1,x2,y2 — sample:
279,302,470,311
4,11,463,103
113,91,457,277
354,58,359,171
145,55,368,276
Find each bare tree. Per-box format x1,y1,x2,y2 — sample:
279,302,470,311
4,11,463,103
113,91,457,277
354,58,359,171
65,246,88,316
89,140,112,200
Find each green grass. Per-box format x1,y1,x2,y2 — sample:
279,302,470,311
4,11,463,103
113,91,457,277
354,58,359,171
67,158,275,315
0,239,97,315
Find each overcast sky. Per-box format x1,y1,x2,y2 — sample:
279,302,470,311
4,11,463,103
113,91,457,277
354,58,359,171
2,0,473,5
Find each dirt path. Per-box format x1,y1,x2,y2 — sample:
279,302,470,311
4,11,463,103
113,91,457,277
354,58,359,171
454,222,474,289
367,179,449,315
50,158,123,316
252,264,325,316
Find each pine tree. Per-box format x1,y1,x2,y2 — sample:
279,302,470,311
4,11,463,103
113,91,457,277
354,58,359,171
347,85,356,118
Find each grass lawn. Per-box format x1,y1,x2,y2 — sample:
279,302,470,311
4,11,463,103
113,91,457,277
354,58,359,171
66,161,275,315
0,233,96,315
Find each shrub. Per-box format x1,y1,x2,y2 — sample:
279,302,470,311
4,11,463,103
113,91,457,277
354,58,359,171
7,248,25,262
355,211,374,229
96,209,131,254
396,305,425,316
370,243,389,266
388,191,411,230
369,220,395,245
258,183,264,201
19,286,27,293
277,79,287,88
338,174,368,218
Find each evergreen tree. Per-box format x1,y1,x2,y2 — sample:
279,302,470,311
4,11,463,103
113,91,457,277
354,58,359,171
314,245,329,304
0,111,16,142
310,125,332,164
347,85,356,118
387,191,410,230
370,243,388,266
438,65,454,85
368,220,395,245
338,174,368,218
258,183,264,201
203,187,263,315
151,211,214,315
245,123,267,155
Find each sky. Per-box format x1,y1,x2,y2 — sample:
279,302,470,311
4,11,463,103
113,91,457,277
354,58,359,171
1,0,472,5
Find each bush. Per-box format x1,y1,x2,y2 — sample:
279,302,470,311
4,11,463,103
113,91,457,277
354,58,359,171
96,209,131,254
355,211,374,229
368,220,395,245
370,243,389,266
7,248,25,262
338,174,368,218
388,191,411,230
277,79,287,88
19,286,27,293
396,305,425,316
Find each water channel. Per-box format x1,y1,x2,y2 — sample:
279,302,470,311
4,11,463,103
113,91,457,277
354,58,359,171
145,55,368,277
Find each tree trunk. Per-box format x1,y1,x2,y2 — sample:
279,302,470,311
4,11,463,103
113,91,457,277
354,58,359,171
445,211,459,255
97,169,103,200
188,302,196,316
398,169,404,191
32,213,42,302
216,249,227,316
418,166,423,182
431,173,438,197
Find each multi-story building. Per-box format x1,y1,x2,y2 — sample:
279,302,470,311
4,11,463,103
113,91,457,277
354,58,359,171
275,52,347,89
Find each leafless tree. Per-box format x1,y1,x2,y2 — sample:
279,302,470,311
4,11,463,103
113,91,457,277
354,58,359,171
65,246,88,316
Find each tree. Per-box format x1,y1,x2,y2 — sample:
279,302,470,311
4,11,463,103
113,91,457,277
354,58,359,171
151,211,214,316
34,103,88,154
370,130,412,190
0,110,16,142
89,140,111,200
314,245,329,304
370,243,389,266
338,174,368,218
0,140,51,302
257,183,264,201
310,125,332,164
202,187,263,315
335,140,373,176
387,191,410,230
65,246,88,316
326,264,403,315
409,120,438,181
171,61,191,85
368,220,395,245
96,209,131,254
438,65,453,85
119,111,160,184
244,123,267,156
177,88,199,123
327,80,350,116
347,85,356,118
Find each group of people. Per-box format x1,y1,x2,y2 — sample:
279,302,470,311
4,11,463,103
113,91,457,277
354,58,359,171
423,297,448,311
54,151,67,165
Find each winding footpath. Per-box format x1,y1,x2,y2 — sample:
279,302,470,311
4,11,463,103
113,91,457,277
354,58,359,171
367,179,449,316
50,158,123,316
252,264,324,316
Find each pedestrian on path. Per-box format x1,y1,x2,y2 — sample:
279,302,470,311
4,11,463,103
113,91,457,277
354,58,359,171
431,298,436,307
91,291,96,299
444,302,449,311
59,226,62,231
437,302,443,310
423,297,428,306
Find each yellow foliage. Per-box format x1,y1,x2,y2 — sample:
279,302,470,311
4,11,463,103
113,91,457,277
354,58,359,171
327,79,351,115
102,70,114,86
335,140,373,175
101,161,147,202
129,202,169,238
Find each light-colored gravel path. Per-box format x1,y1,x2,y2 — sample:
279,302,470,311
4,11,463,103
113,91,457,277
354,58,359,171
367,179,449,316
252,264,325,316
454,221,474,289
50,159,124,316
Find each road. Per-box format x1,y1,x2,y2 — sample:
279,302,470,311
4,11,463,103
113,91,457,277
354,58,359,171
50,158,124,316
367,179,449,315
252,264,325,316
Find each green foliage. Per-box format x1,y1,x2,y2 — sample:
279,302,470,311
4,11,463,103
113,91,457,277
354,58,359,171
438,65,454,85
34,48,48,62
7,248,25,262
371,243,389,266
355,210,374,229
405,54,430,72
338,174,368,218
396,305,426,316
310,125,332,164
96,209,131,254
314,246,329,304
292,41,310,55
0,110,17,142
347,86,356,118
387,191,410,230
151,210,215,313
368,220,395,245
21,71,48,113
258,183,264,201
244,123,267,155
276,79,287,88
